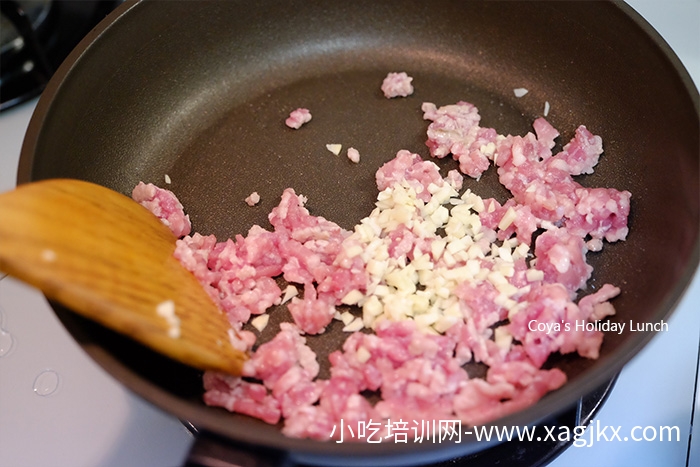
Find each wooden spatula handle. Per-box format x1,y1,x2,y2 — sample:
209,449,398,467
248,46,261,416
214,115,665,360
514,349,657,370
0,179,247,375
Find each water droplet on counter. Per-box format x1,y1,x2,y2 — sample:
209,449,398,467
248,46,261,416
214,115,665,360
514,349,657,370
33,370,60,396
0,329,13,357
0,306,12,357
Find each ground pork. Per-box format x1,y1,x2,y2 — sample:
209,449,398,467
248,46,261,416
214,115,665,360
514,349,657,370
422,101,500,179
285,108,312,129
381,72,414,98
135,98,630,442
132,182,191,238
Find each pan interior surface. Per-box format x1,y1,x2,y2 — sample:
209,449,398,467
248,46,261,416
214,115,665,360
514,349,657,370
20,0,699,462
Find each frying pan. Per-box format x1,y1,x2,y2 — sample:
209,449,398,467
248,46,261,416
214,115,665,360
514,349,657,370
16,0,699,465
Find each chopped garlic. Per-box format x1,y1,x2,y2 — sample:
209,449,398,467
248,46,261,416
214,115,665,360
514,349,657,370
411,253,433,271
498,245,513,263
442,250,457,268
496,261,515,277
356,346,371,363
429,205,450,227
156,300,180,339
540,220,557,230
41,249,56,262
326,144,342,155
281,285,298,304
373,284,391,297
344,244,363,259
433,315,459,333
340,311,356,326
513,243,530,260
498,207,518,230
513,87,529,97
487,270,508,286
480,142,497,157
445,238,467,255
347,147,360,163
431,239,447,260
414,312,439,329
508,302,526,319
343,317,364,332
251,314,270,332
341,289,364,305
362,295,383,327
164,174,172,184
409,293,431,314
494,326,513,350
526,269,545,282
495,282,519,298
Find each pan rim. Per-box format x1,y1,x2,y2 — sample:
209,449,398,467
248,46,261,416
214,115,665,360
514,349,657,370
16,0,700,462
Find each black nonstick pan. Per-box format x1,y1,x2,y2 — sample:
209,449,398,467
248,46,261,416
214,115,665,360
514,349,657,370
16,1,699,465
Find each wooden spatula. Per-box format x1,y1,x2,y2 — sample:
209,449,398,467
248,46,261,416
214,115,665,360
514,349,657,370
0,179,246,375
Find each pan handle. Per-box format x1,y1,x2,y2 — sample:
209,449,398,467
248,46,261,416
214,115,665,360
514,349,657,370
184,429,293,467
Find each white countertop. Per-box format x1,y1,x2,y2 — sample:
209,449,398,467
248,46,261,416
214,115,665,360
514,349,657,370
0,1,698,466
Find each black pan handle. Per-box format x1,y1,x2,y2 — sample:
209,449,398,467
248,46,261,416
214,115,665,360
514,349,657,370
184,429,294,467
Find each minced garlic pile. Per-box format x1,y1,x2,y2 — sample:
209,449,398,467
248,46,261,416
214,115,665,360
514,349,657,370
334,179,543,341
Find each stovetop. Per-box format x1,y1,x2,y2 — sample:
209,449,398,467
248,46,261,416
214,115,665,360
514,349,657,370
0,1,698,466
